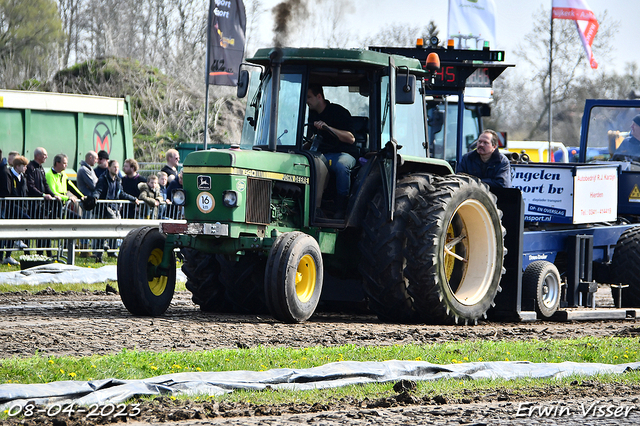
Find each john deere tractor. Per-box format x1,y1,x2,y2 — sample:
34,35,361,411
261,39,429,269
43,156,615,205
117,44,511,324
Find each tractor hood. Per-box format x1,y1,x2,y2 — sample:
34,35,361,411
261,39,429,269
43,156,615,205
183,148,311,180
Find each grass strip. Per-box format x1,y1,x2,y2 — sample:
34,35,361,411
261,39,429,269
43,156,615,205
0,338,639,413
1,337,638,384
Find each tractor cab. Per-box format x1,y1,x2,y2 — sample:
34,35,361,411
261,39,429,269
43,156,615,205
238,47,436,223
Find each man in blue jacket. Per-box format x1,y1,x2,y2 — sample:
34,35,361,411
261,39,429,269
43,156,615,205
457,129,511,189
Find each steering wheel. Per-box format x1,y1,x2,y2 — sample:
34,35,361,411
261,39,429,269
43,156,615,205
302,123,314,144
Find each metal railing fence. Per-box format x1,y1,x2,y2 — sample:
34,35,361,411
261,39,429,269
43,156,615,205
0,197,184,265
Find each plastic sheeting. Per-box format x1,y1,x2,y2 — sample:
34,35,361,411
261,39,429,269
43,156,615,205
1,360,639,410
0,264,186,285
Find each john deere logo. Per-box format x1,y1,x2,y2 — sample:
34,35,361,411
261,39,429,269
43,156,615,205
93,122,112,154
197,175,211,190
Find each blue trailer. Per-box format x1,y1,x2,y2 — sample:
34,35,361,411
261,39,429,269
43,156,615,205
492,99,640,321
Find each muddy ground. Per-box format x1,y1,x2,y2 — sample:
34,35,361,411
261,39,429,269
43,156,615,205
1,288,640,425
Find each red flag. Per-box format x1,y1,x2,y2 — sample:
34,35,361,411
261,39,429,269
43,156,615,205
552,0,598,69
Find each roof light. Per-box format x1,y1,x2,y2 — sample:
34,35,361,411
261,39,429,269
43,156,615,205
416,38,424,48
426,53,441,72
483,41,490,50
447,39,455,49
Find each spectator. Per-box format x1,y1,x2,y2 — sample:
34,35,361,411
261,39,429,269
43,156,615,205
45,154,85,219
92,160,140,262
0,149,11,198
161,149,180,184
77,151,98,198
166,171,183,219
7,151,19,171
10,156,31,252
121,158,146,218
10,156,29,199
0,150,18,265
76,151,99,256
25,147,60,257
138,175,164,219
94,150,109,179
26,148,59,201
157,171,171,219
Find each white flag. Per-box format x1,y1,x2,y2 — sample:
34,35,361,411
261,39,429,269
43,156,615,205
552,0,598,69
447,0,497,50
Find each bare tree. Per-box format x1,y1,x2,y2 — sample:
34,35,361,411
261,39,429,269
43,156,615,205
513,6,617,141
360,21,440,48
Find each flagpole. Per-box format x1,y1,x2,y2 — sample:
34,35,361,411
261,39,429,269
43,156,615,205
204,1,213,151
548,6,553,162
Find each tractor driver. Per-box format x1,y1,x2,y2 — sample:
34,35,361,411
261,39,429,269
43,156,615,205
306,84,358,219
457,129,511,189
612,114,640,162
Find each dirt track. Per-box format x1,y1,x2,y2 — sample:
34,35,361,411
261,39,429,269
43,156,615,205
1,288,640,358
1,288,640,425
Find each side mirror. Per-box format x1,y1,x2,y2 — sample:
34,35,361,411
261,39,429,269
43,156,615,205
395,74,416,104
237,70,250,98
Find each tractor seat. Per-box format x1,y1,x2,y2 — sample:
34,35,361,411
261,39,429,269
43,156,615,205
352,116,369,156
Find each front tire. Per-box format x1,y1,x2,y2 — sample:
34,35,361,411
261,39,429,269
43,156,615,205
265,232,323,323
117,227,176,316
522,261,561,318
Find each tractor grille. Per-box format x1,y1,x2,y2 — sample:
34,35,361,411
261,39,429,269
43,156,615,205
246,177,272,225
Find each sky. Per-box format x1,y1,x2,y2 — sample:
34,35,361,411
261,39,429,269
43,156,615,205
255,0,640,75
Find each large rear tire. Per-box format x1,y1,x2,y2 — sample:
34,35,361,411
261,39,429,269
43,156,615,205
117,227,176,316
611,226,640,307
358,175,427,323
181,248,229,312
405,174,505,325
265,232,323,323
522,261,561,319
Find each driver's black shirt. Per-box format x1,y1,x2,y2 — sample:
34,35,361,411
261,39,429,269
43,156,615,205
308,101,359,158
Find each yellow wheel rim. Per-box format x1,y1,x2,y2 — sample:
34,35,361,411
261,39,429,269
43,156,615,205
444,222,456,281
295,254,316,303
148,248,168,296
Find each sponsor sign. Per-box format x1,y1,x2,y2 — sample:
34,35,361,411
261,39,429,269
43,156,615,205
207,0,246,86
573,167,617,223
512,164,618,224
512,166,574,224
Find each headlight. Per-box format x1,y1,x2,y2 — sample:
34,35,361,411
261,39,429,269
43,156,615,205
223,190,238,207
172,189,186,206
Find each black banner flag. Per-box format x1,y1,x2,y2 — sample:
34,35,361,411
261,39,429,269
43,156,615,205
206,0,246,86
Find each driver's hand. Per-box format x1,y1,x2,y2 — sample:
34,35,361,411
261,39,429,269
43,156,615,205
314,120,326,130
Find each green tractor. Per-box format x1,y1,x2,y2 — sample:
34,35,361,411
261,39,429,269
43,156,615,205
117,45,510,324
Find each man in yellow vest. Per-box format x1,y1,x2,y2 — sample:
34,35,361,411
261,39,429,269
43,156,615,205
45,153,85,219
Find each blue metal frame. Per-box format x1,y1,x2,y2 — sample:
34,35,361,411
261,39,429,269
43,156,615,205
579,99,640,162
521,224,633,270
